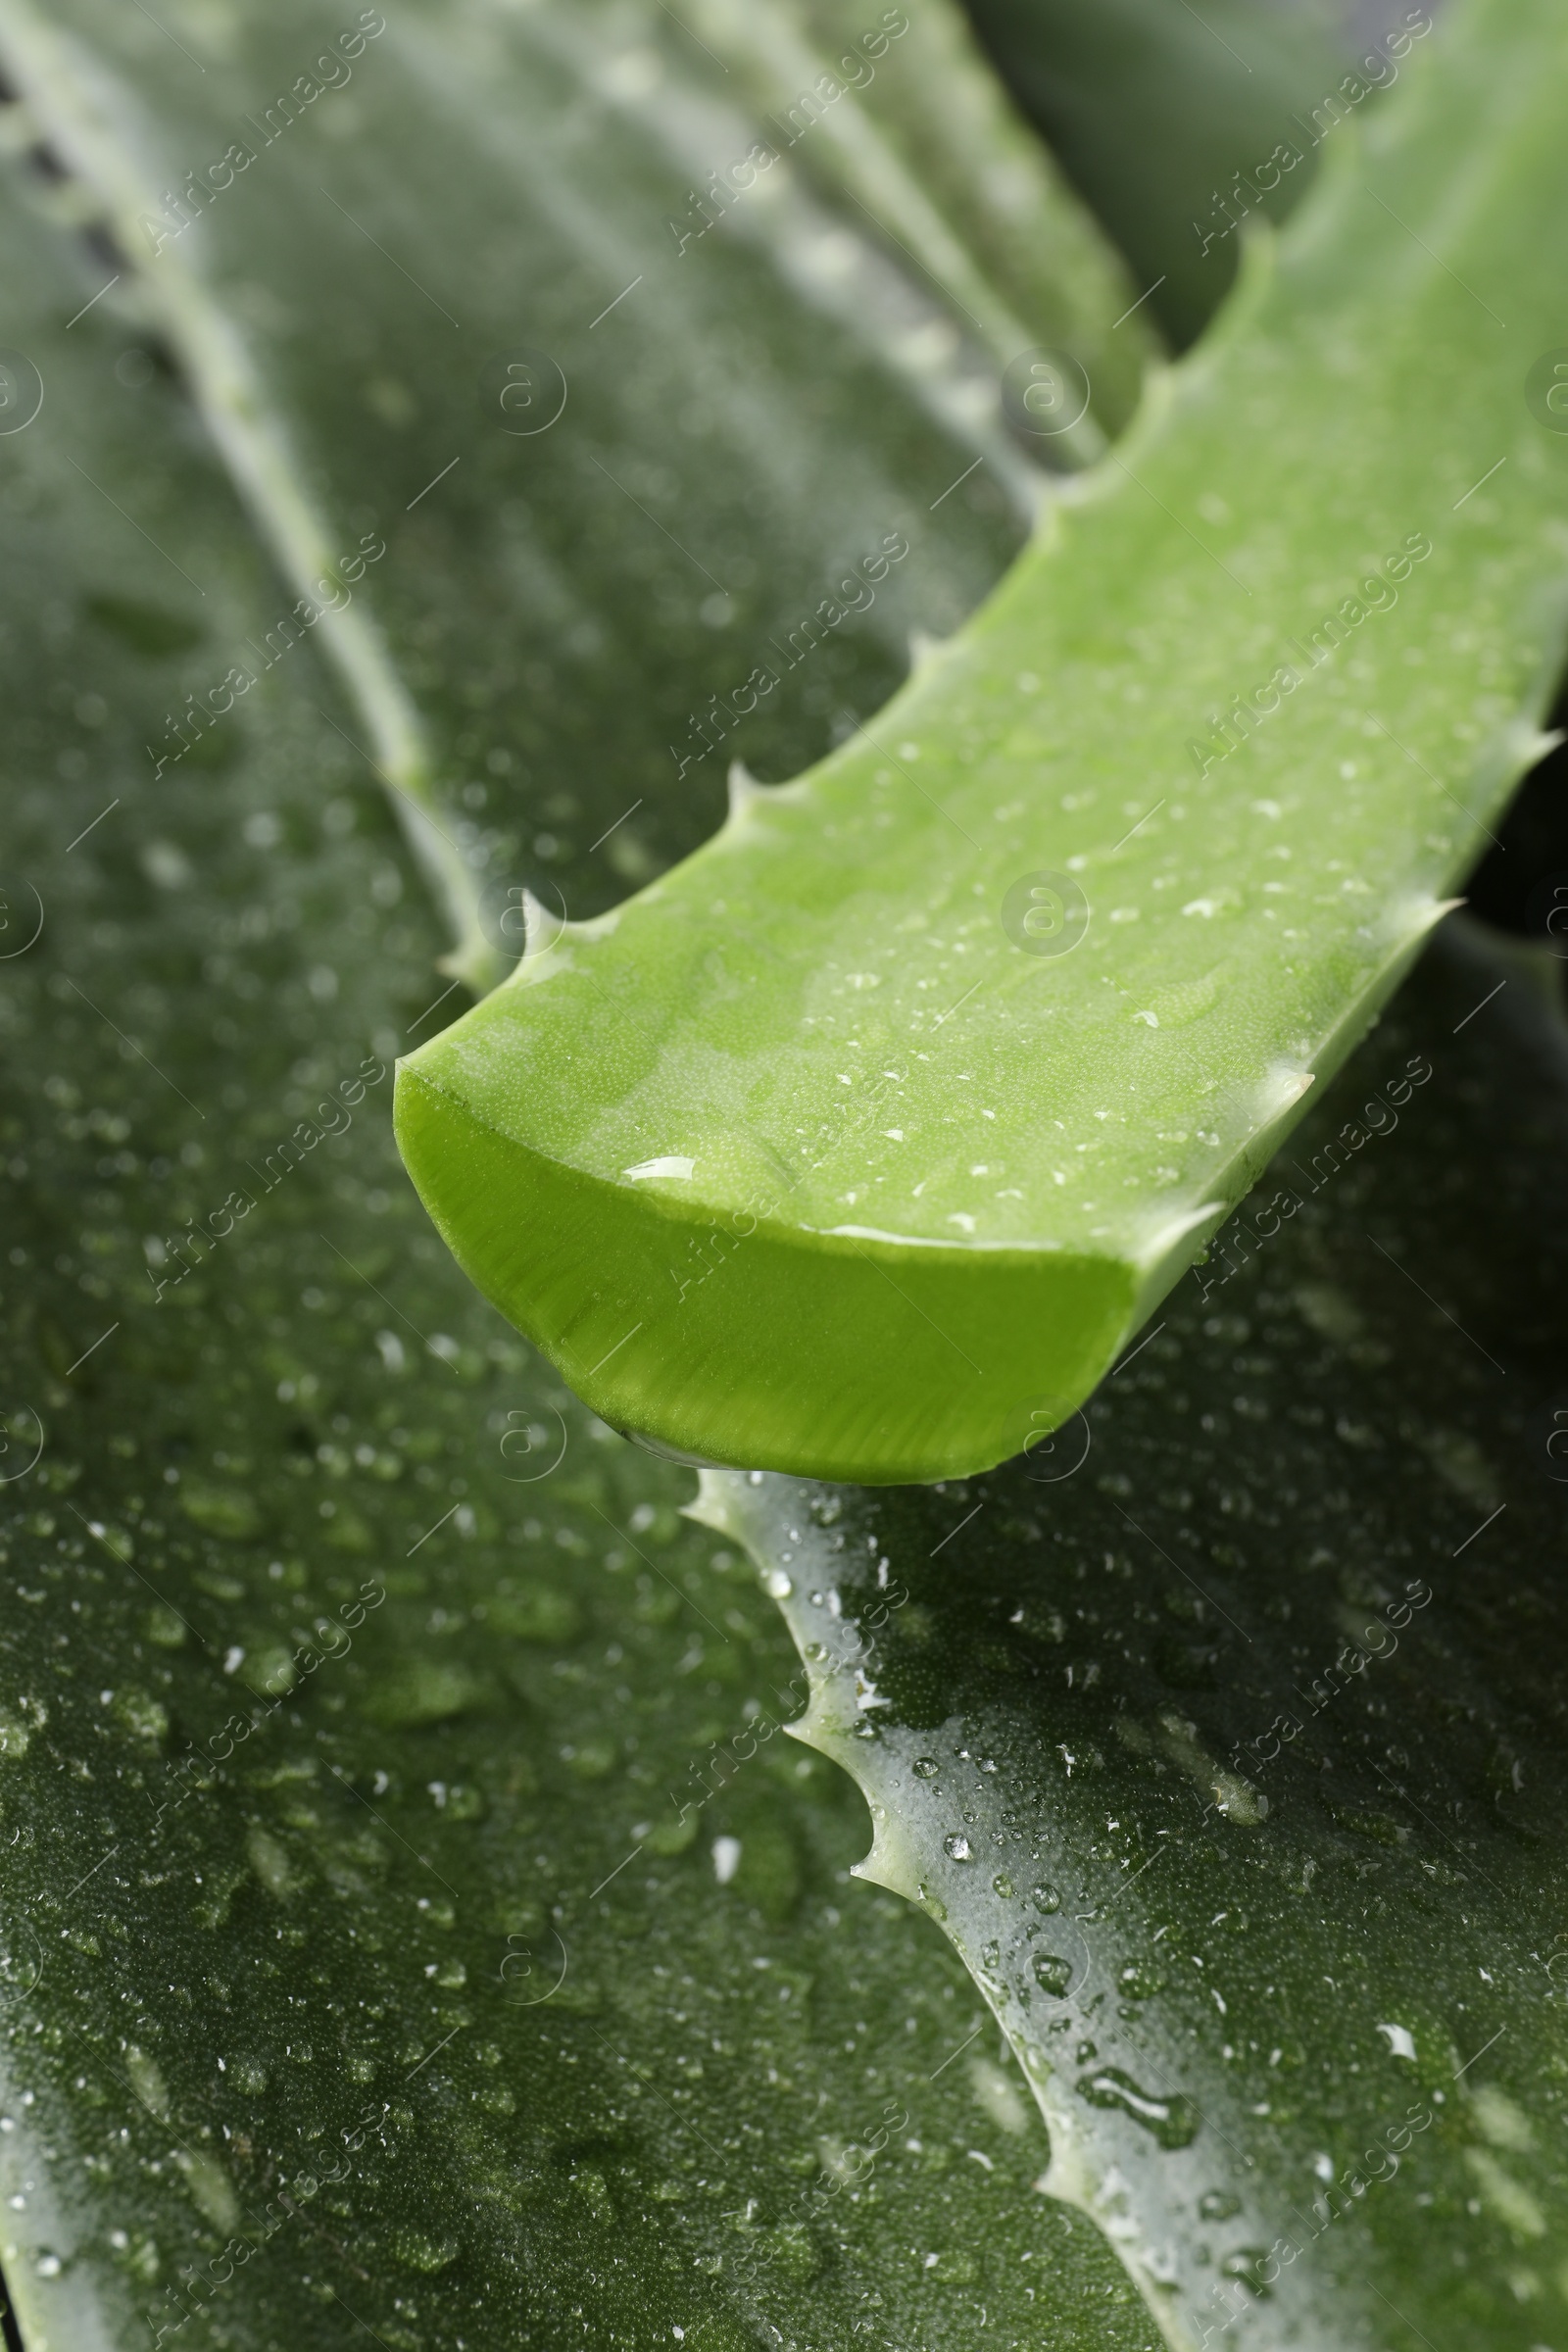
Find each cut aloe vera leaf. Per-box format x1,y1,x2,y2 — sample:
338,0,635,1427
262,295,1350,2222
0,170,1149,2352
701,917,1568,2352
397,0,1568,1485
0,0,1148,984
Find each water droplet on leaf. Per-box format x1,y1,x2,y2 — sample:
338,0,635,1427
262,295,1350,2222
1118,1962,1166,1999
1076,2067,1200,2148
1032,1952,1072,1997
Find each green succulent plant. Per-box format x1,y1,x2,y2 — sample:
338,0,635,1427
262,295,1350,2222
1,0,1565,2348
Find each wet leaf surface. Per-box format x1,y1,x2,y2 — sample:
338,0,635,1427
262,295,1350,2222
710,923,1568,2349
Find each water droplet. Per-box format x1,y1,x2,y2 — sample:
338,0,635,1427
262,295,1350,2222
125,2047,170,2121
712,1836,742,1886
913,1757,939,1779
1220,2248,1273,2298
1118,1963,1166,2000
804,1642,829,1662
364,1657,490,1729
391,2226,461,2273
992,1874,1014,1898
1076,2067,1200,2149
180,1481,262,1541
1199,2189,1241,2221
981,1939,1000,1970
175,2147,240,2234
1032,1952,1072,1997
247,1826,299,1899
763,1569,793,1598
1032,1884,1061,1915
944,1834,973,1863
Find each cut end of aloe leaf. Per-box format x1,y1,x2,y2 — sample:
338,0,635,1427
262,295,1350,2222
394,1061,1148,1482
399,0,1568,1485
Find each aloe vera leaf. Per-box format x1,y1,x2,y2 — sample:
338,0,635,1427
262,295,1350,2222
0,0,1145,988
0,177,1152,2352
396,0,1568,1486
960,0,1347,346
700,916,1568,2352
666,0,1152,445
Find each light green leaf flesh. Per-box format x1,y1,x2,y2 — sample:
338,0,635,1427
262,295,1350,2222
703,921,1568,2352
397,0,1568,1484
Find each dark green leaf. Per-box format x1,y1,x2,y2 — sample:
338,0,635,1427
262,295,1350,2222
709,922,1568,2349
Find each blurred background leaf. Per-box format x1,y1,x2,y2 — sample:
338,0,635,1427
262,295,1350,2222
0,0,1152,986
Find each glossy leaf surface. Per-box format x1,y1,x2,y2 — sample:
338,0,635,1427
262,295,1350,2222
398,0,1568,1482
706,921,1568,2351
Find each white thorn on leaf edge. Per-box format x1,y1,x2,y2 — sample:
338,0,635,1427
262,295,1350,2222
724,759,812,822
726,760,765,820
1505,720,1563,766
514,887,564,961
1387,894,1463,950
681,1475,736,1536
1128,1198,1227,1275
